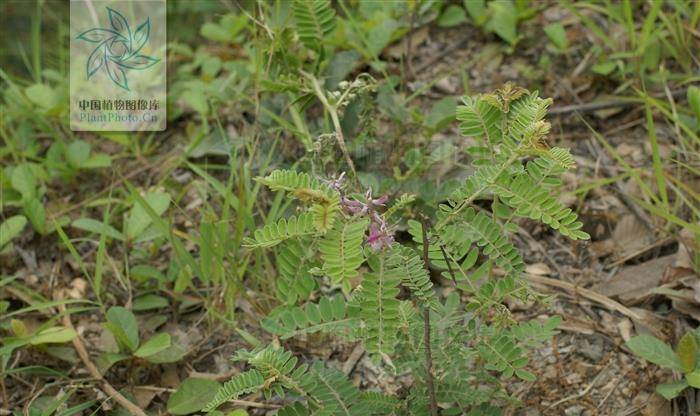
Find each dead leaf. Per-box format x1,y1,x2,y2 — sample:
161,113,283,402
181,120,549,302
677,227,699,270
131,386,159,409
617,318,633,342
161,364,180,388
526,262,552,276
629,307,668,341
593,254,675,304
67,278,87,299
641,393,671,416
672,299,700,322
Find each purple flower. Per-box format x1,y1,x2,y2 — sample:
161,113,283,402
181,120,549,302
329,178,395,251
366,222,395,251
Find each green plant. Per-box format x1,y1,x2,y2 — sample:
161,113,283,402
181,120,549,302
96,306,179,372
464,0,537,47
627,330,700,400
207,84,588,414
565,0,699,84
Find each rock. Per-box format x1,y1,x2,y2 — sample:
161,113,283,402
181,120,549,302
579,334,605,362
564,405,584,416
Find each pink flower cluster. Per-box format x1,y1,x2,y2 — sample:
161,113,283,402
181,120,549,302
325,173,395,251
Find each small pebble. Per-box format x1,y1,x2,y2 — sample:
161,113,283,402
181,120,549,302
564,405,584,416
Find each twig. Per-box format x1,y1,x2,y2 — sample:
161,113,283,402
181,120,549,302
438,244,458,287
229,399,281,409
524,274,664,339
419,215,439,416
58,302,148,416
550,89,687,115
547,361,611,410
342,343,365,376
403,3,418,79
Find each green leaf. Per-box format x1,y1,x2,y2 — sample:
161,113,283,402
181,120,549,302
437,5,467,28
201,22,229,42
367,18,400,58
464,0,486,25
182,89,209,115
133,294,169,311
688,85,700,120
81,154,112,169
292,0,337,51
485,0,518,45
425,97,457,131
656,379,688,400
677,332,697,373
125,191,170,240
515,369,536,381
687,371,700,388
66,140,91,168
96,352,129,373
23,197,46,235
626,335,682,371
11,164,37,199
105,306,140,352
168,378,221,415
544,23,567,51
25,84,57,109
72,218,125,240
29,327,77,345
134,333,171,358
143,343,187,363
0,215,27,247
591,61,616,75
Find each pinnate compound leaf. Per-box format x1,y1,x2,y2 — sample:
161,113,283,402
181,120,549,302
319,220,369,286
292,0,336,51
244,213,316,248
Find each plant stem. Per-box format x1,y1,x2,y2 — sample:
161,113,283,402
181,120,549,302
422,308,438,416
436,152,519,230
301,71,358,181
419,215,439,416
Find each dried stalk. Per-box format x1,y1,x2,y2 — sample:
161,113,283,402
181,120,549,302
58,303,147,416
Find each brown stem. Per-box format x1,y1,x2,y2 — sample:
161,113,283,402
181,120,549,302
58,303,147,416
439,244,458,287
419,216,439,416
